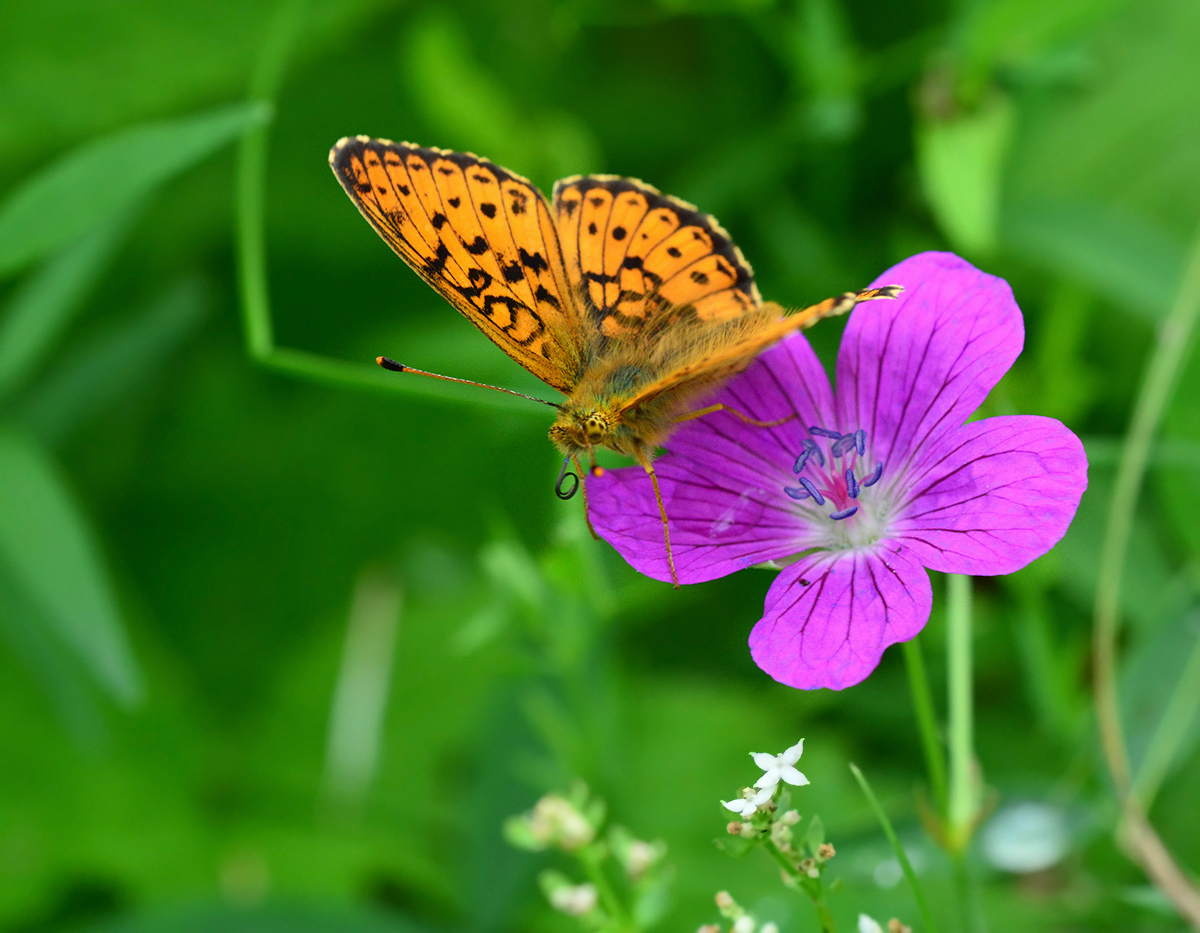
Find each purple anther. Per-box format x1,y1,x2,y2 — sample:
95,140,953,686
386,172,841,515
784,485,811,501
861,461,884,487
845,468,860,499
798,477,825,505
803,437,825,468
793,449,811,474
854,429,866,456
810,426,842,440
831,434,857,458
829,506,859,521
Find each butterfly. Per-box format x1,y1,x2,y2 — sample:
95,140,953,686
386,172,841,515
329,136,898,585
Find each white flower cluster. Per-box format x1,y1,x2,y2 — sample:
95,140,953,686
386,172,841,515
721,738,809,817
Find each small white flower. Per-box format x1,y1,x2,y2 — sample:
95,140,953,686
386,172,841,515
721,784,773,817
549,883,598,916
858,914,884,933
733,917,755,933
751,738,809,789
761,924,780,933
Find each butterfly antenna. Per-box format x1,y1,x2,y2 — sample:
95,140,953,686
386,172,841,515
376,357,561,408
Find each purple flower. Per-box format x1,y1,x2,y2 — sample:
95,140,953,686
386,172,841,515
587,252,1088,690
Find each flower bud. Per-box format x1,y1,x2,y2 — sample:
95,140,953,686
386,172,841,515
529,794,594,850
548,883,598,916
817,843,836,859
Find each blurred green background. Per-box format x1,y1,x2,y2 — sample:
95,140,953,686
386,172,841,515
1,0,1199,930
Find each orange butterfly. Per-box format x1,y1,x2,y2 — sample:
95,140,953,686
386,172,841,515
329,136,897,585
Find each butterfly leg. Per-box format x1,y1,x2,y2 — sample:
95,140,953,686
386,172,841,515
573,454,601,540
636,450,679,588
673,403,795,428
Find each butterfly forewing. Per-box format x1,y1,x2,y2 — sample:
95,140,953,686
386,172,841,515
330,137,584,393
552,176,761,339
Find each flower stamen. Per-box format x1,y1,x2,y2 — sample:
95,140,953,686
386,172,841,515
783,427,883,524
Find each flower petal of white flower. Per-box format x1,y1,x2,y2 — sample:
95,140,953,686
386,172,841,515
858,914,884,933
750,739,808,789
750,751,778,770
780,765,809,786
722,798,756,817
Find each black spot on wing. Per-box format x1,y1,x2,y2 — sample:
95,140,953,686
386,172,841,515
535,284,561,309
519,248,548,273
465,235,489,255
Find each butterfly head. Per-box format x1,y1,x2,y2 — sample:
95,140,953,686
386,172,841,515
549,406,623,456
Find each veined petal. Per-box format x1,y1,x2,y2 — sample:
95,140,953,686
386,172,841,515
836,252,1025,470
894,415,1088,575
587,336,838,583
749,548,932,690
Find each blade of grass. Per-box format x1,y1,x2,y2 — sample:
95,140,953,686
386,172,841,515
232,0,543,412
1093,221,1200,924
0,102,269,276
0,209,135,402
849,762,938,933
0,427,141,705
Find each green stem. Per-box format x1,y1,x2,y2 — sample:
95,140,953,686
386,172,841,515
946,574,975,848
945,574,982,933
1092,226,1200,925
903,638,948,820
763,840,835,933
850,763,938,933
235,0,308,359
577,846,634,932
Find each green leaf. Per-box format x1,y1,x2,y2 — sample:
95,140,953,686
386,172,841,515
0,427,140,704
0,210,135,401
0,101,271,276
1003,198,1185,321
18,276,207,443
916,94,1015,257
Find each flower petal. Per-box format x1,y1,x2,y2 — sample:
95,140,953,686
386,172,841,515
750,751,779,771
781,738,805,765
749,548,933,690
780,765,809,786
587,334,838,584
894,415,1088,575
836,252,1025,470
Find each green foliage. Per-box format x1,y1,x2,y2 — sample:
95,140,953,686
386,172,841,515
0,0,1198,931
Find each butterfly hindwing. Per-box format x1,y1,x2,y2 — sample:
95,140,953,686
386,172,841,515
330,137,584,393
552,176,761,339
